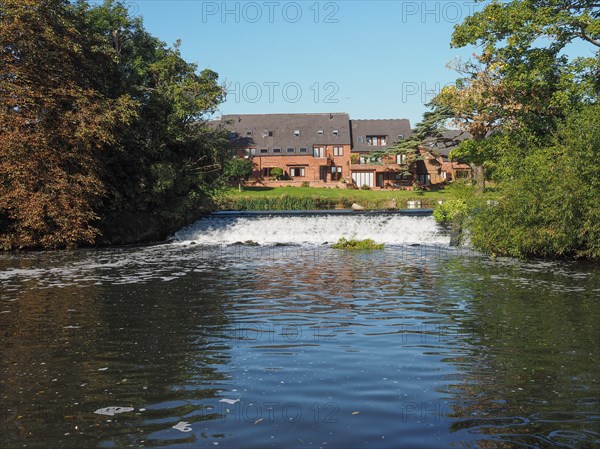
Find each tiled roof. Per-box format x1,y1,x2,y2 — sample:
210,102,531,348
350,119,413,152
217,113,351,155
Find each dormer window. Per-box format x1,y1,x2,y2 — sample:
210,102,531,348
397,134,404,140
246,130,253,136
357,137,364,143
294,130,300,137
317,130,324,135
366,135,387,146
332,130,339,136
268,131,274,137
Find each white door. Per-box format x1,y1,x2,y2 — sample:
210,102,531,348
352,172,374,188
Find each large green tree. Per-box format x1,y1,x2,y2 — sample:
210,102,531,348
0,0,227,249
431,0,600,190
0,0,136,249
429,0,600,259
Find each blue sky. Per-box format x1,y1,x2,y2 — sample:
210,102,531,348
115,1,596,127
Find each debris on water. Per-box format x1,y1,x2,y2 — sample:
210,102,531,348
94,406,134,416
97,367,108,371
352,411,360,415
172,421,192,432
254,418,263,424
219,398,240,405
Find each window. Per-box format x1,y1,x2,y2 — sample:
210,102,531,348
396,153,407,164
366,135,386,146
272,148,281,153
287,148,295,153
357,137,364,143
268,131,274,137
260,148,268,154
261,168,271,177
332,130,339,136
290,167,305,177
244,148,256,156
313,146,325,158
246,130,253,136
330,166,342,181
317,130,324,135
229,132,236,139
418,174,431,185
294,130,300,137
299,147,308,153
397,134,404,140
333,146,343,156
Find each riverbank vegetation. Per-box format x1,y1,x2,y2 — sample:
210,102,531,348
418,0,600,260
219,186,459,210
0,0,229,249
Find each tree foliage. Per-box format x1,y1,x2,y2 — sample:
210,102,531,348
469,104,600,259
420,0,600,259
223,158,254,191
0,0,227,249
428,0,600,192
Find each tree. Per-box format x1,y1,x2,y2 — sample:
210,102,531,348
431,0,600,191
223,158,254,192
0,0,227,249
0,0,136,249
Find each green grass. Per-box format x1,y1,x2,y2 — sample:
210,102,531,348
218,186,459,210
331,237,384,250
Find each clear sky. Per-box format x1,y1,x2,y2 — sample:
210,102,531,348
109,0,596,127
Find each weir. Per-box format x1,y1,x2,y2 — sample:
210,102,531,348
174,210,449,245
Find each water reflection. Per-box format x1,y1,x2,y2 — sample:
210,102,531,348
1,244,598,448
435,257,600,448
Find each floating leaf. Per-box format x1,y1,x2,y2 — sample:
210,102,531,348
172,421,192,432
94,406,134,416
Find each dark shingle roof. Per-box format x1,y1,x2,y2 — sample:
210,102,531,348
350,119,413,152
217,113,351,153
423,130,471,157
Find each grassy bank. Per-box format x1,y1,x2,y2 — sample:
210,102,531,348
217,186,459,210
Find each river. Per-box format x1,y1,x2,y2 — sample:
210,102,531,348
1,213,598,448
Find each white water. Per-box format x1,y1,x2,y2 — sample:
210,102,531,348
173,214,449,245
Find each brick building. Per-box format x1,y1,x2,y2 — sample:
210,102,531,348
216,113,471,189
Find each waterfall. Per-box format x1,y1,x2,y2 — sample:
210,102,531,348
173,212,449,245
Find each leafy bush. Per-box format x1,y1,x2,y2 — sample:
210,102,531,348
270,168,284,180
332,237,384,250
433,199,468,224
360,184,371,190
468,104,600,260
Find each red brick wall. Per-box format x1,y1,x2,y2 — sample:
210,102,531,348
248,144,352,183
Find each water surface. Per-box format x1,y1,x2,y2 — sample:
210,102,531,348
1,215,599,448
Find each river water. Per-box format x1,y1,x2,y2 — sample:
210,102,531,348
1,214,599,448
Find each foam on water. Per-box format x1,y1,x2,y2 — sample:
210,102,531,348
174,213,449,245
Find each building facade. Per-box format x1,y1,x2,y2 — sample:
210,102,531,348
217,113,470,189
